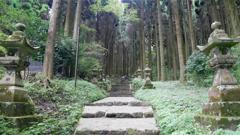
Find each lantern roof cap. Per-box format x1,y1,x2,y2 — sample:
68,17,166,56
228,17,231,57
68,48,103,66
144,64,151,71
0,23,39,53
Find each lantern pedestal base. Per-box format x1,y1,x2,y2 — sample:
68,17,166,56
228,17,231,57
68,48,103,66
6,115,43,130
143,83,155,89
194,115,240,131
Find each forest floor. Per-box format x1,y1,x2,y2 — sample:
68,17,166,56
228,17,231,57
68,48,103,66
133,80,240,135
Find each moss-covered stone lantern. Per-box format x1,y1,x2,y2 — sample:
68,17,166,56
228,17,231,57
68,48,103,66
194,21,240,131
143,64,154,89
136,67,142,79
92,66,98,85
0,23,42,129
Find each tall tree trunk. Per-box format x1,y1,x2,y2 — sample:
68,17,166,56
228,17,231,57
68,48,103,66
147,24,153,80
218,0,226,31
223,0,240,37
131,36,135,75
140,0,145,78
181,0,189,63
173,0,186,83
157,0,166,81
42,0,61,79
123,42,126,75
73,0,83,38
211,0,219,22
134,32,138,73
154,15,160,81
168,0,177,80
64,0,73,36
116,44,120,75
187,0,196,53
58,0,64,31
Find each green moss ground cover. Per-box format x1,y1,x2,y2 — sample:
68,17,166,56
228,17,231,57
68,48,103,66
0,79,107,135
134,81,240,135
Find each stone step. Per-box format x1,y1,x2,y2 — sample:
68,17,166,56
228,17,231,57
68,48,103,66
87,97,151,106
82,106,153,118
110,94,133,97
74,118,160,135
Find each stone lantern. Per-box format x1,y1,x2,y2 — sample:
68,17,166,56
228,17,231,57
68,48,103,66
92,66,98,85
0,23,42,128
143,64,154,89
98,67,103,81
136,67,142,79
194,21,240,131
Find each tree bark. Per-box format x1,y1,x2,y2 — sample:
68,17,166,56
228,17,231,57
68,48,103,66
147,24,152,80
211,0,219,22
154,14,160,81
157,0,166,81
173,0,186,83
168,0,177,80
187,0,196,53
64,0,73,36
218,0,226,31
73,0,83,38
42,0,61,79
181,0,189,63
139,0,145,78
223,0,240,37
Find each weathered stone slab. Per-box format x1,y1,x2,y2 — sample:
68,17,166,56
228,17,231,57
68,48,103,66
82,106,153,118
194,115,240,131
75,118,160,135
0,86,28,102
129,101,140,106
0,102,34,116
212,68,238,86
90,97,141,106
202,102,240,116
208,85,240,102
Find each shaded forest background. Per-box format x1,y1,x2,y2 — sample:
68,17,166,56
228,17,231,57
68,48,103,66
0,0,240,84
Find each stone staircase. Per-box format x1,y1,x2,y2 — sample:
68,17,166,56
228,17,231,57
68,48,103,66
74,80,160,135
110,80,133,97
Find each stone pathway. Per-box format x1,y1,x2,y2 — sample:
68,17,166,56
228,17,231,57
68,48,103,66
74,80,160,135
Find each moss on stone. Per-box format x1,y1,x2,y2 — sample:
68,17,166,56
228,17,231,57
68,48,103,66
126,129,141,134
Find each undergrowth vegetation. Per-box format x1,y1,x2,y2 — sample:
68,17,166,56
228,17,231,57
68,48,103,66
0,75,107,135
134,81,240,135
132,78,144,91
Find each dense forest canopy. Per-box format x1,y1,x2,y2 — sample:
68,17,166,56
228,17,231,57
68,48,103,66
0,0,240,83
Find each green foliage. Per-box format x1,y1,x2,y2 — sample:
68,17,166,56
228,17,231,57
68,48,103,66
132,78,144,91
0,0,49,62
185,51,214,86
134,81,240,134
0,64,6,80
78,57,99,80
230,47,240,83
39,4,49,13
0,31,8,40
185,51,208,74
22,2,32,9
80,24,96,32
0,116,18,134
18,79,107,134
124,7,140,23
91,0,125,17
